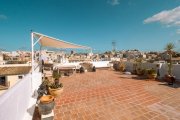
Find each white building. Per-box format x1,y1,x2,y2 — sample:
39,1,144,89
0,53,5,65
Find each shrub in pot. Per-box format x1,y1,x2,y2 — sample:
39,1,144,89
113,61,125,71
113,61,120,71
52,70,61,80
136,68,145,76
47,70,64,97
80,66,85,73
146,68,157,79
119,62,125,72
48,82,63,97
37,79,50,98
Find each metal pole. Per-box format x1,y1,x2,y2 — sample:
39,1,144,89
31,32,34,73
31,32,34,92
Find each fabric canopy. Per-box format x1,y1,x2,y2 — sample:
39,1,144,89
33,32,90,49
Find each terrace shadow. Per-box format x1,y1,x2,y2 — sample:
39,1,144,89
158,82,180,88
131,76,149,80
118,74,149,80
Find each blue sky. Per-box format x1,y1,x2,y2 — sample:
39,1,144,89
0,0,180,52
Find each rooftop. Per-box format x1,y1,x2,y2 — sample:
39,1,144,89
0,66,31,76
34,69,180,120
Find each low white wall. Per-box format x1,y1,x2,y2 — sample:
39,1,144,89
124,62,158,72
172,64,180,80
23,72,42,120
55,61,111,69
32,72,42,93
0,74,31,120
124,62,180,81
0,72,42,120
91,61,110,68
159,64,168,78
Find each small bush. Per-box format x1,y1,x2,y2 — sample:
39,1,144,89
113,61,120,71
146,68,156,75
49,83,63,89
53,70,61,79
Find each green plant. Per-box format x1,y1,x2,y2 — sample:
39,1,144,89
52,70,61,79
112,60,126,72
113,61,120,71
119,62,126,72
146,68,156,75
136,68,146,75
42,79,51,86
165,42,175,76
49,83,63,89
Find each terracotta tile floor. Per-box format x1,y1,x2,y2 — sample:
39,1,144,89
53,69,180,120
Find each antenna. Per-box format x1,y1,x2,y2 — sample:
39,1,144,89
112,40,116,52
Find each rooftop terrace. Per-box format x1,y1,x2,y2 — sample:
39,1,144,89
34,69,180,120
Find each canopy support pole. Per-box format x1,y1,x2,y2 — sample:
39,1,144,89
31,32,43,92
31,32,34,73
31,32,34,92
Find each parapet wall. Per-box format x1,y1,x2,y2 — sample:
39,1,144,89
124,61,180,81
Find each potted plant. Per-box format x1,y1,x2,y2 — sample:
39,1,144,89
165,43,174,75
48,82,63,97
37,78,50,98
52,70,61,81
136,68,146,76
119,62,126,72
164,43,176,85
38,95,55,115
135,58,145,75
146,68,157,79
136,68,142,75
37,79,55,115
113,61,120,71
48,70,63,97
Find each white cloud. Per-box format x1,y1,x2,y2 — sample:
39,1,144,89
108,0,120,6
144,6,180,27
0,14,7,20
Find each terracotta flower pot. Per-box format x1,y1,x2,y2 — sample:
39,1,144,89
49,87,63,97
40,95,54,104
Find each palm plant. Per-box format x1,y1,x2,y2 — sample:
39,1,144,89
164,43,175,76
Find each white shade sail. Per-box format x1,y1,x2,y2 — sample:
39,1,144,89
33,32,90,49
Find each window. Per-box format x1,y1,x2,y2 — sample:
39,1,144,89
0,76,6,86
18,76,23,79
